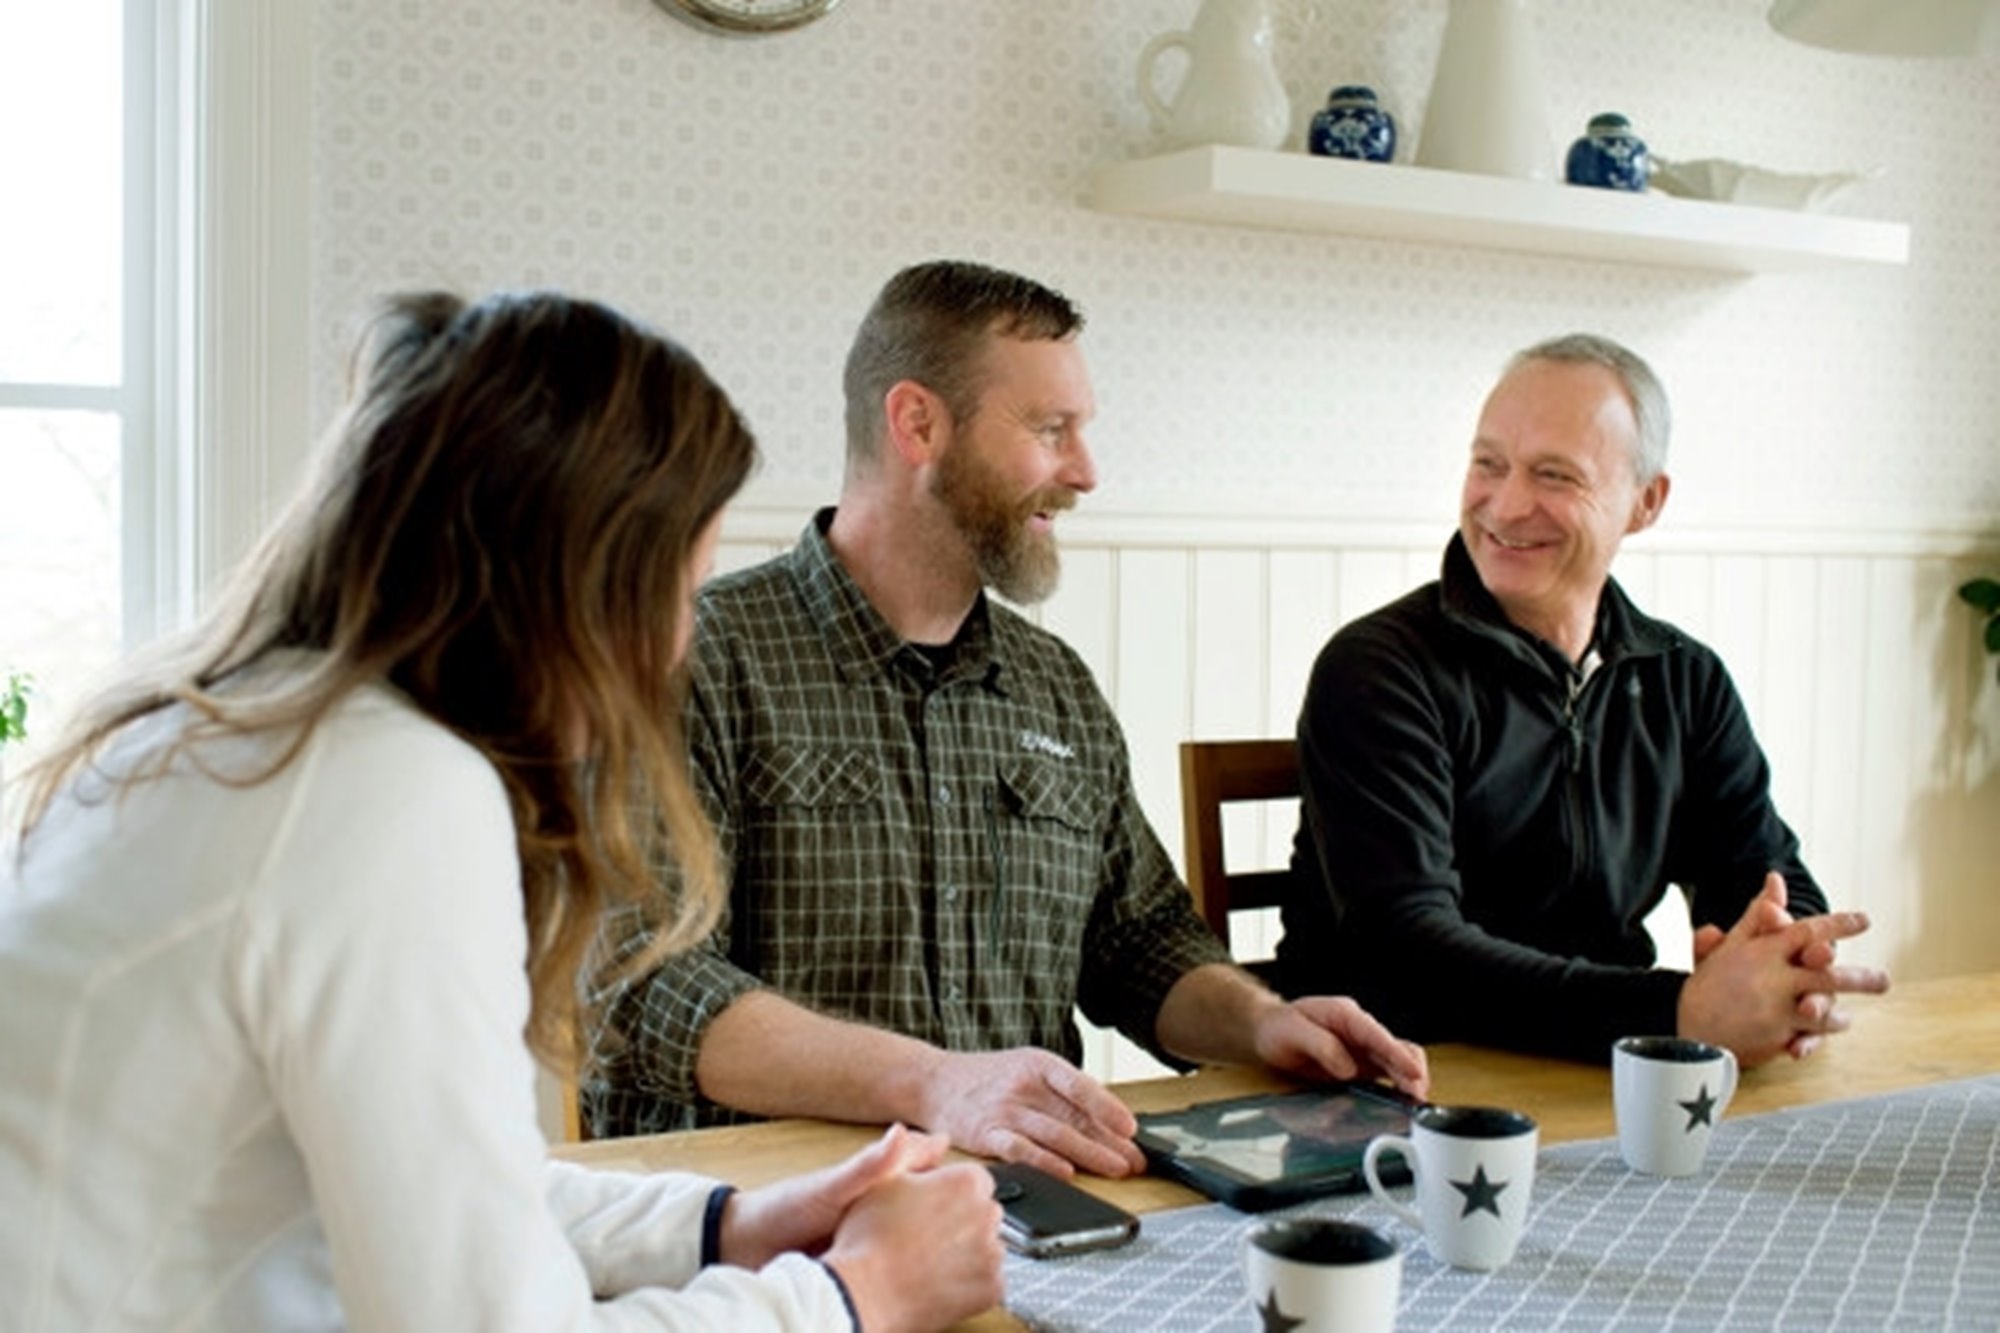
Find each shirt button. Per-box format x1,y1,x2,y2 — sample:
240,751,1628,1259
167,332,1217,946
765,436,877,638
942,883,959,903
945,982,963,1002
937,784,953,805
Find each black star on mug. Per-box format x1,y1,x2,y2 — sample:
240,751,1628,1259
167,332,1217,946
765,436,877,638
1257,1288,1305,1332
1678,1083,1718,1131
1450,1163,1508,1218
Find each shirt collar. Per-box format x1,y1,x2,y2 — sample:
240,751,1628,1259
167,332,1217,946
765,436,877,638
788,507,1005,689
1439,531,1676,669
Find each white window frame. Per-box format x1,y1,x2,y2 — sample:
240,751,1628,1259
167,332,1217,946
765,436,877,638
143,0,313,643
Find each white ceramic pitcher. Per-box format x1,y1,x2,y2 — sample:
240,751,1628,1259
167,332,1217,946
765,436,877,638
1415,0,1556,180
1137,0,1291,152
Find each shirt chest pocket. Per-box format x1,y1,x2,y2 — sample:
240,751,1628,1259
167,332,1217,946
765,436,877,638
988,758,1108,965
994,757,1108,894
740,745,881,812
734,746,886,915
996,758,1104,834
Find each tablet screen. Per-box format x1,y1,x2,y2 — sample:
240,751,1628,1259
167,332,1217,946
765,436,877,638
1133,1085,1415,1207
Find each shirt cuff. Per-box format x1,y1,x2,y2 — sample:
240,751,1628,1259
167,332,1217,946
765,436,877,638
700,1183,736,1267
820,1259,863,1331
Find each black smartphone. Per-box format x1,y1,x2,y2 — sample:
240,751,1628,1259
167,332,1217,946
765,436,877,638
987,1162,1141,1259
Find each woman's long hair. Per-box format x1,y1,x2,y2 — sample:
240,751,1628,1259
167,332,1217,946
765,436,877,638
15,290,756,1073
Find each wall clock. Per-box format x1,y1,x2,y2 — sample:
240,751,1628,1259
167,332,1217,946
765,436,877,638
654,0,842,37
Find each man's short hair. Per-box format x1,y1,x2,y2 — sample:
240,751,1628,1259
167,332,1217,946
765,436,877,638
1507,333,1672,483
842,260,1084,470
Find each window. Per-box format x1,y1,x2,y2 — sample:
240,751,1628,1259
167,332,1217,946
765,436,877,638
0,1,311,771
0,1,155,755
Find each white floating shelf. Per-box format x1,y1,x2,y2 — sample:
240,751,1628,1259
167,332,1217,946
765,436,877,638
1087,146,1910,274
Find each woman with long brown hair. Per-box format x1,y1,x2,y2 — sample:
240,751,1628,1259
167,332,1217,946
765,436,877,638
0,291,1001,1330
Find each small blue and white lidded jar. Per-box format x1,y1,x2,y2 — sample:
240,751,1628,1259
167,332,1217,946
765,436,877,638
1565,112,1650,191
1308,85,1397,163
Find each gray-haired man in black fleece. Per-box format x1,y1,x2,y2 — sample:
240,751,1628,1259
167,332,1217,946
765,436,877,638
1277,333,1890,1067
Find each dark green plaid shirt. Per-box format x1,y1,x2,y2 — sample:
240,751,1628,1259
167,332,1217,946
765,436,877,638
586,510,1229,1137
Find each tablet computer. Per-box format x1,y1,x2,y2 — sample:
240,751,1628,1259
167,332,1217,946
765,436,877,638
1132,1082,1419,1212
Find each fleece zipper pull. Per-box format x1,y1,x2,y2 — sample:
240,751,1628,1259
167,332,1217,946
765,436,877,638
1564,672,1587,772
1564,646,1602,772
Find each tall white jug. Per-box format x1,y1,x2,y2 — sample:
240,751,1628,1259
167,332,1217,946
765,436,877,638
1137,0,1292,152
1415,0,1556,180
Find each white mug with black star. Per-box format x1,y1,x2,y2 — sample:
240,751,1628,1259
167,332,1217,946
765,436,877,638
1362,1105,1539,1271
1241,1217,1401,1333
1613,1034,1740,1176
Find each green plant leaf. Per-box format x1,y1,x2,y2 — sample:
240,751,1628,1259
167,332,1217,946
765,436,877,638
1962,577,2000,614
0,671,29,746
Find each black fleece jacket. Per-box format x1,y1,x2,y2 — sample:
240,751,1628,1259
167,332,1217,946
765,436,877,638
1276,534,1823,1062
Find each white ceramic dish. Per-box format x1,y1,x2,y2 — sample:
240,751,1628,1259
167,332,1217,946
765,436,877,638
1649,157,1878,211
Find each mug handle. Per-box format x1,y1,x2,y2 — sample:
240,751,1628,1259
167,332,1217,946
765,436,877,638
1362,1134,1422,1229
1135,30,1189,132
1714,1048,1740,1117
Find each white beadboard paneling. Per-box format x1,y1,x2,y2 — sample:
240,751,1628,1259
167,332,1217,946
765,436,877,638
713,538,784,580
1856,557,1924,975
1113,549,1193,844
1915,557,2000,981
1266,550,1337,738
1189,549,1277,963
1706,553,1771,724
1641,893,1695,974
1651,551,1714,633
1758,556,1822,840
1190,550,1268,737
1335,549,1423,630
1229,905,1286,969
1613,549,1659,611
1805,556,1870,918
1040,545,1117,687
1247,556,1337,966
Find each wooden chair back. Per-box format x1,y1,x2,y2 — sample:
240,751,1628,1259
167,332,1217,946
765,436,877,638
1177,738,1300,947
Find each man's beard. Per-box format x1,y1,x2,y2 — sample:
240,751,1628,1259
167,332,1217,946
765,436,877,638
931,442,1071,605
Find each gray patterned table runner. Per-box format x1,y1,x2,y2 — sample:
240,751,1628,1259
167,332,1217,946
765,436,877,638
1001,1073,2000,1330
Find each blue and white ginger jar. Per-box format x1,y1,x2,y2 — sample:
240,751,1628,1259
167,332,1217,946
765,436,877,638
1308,85,1396,163
1565,112,1650,191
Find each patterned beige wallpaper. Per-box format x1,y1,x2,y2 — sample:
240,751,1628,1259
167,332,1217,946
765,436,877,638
311,0,2000,536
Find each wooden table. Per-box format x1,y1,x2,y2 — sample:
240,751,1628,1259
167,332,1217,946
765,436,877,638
556,972,2000,1328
